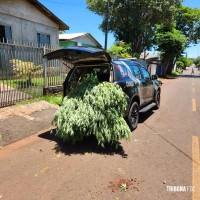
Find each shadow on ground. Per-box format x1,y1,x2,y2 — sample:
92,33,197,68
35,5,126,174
139,110,154,123
39,130,128,158
179,74,200,79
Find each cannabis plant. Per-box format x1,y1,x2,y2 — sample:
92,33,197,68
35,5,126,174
54,73,131,148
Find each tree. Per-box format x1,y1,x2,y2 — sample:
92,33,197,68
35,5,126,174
86,0,181,55
178,56,193,67
156,25,187,75
194,56,200,69
194,56,200,65
176,6,200,45
176,56,193,70
176,60,184,69
155,5,200,75
107,41,132,58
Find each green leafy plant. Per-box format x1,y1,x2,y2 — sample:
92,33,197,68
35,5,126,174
54,73,131,148
120,183,127,191
10,59,43,86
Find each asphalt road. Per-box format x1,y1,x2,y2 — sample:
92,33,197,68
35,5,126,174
0,66,200,200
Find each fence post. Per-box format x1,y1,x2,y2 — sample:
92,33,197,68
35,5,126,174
43,45,47,95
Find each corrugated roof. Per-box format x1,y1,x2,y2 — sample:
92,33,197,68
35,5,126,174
27,0,69,30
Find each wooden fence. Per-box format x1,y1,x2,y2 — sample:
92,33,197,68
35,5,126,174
0,41,67,107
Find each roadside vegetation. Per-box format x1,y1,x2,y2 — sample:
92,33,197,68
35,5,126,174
194,56,200,69
16,94,62,106
175,56,193,73
86,0,200,76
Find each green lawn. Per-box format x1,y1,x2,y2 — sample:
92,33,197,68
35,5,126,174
0,75,65,89
16,94,63,106
0,75,65,101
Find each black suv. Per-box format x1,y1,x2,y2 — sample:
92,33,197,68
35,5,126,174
44,47,161,130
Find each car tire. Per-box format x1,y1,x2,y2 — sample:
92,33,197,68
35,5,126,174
154,90,160,109
127,102,139,131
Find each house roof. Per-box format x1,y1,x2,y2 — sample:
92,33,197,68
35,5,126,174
27,0,69,30
140,52,160,60
59,33,102,48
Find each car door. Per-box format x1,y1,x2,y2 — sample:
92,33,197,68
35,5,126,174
126,64,146,105
112,61,141,102
139,66,154,102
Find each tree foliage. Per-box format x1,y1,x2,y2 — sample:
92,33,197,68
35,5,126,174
54,73,131,148
156,26,187,75
86,0,200,75
194,56,200,68
176,60,184,69
177,56,193,67
176,6,200,45
107,41,132,58
176,56,193,69
86,0,181,54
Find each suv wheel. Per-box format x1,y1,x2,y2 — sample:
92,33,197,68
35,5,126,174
154,90,160,109
127,102,139,131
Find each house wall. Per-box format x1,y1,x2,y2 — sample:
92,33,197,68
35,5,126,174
59,40,97,48
149,64,157,75
0,0,59,46
60,41,77,47
74,37,96,46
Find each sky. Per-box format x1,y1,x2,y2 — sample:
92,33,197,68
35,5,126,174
39,0,200,58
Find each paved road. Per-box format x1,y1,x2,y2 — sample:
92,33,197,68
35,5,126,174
0,67,200,200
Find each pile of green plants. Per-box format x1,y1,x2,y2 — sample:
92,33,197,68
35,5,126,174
53,73,131,148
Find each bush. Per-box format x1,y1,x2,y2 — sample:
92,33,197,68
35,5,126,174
177,57,193,69
53,73,131,148
10,59,43,78
171,71,179,76
176,61,184,69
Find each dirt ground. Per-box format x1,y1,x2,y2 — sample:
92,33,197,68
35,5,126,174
0,69,198,199
0,101,58,147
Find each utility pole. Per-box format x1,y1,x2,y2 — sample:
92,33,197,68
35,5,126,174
104,0,109,50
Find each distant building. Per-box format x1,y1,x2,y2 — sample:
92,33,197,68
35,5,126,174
140,52,161,75
0,0,69,46
59,33,102,48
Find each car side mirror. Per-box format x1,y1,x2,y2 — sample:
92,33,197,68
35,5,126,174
152,74,158,80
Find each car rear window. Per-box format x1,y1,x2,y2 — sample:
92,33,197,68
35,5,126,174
113,63,128,80
121,60,143,79
69,66,110,84
113,63,135,81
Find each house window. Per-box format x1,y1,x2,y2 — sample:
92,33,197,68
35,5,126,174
37,33,50,45
0,25,12,42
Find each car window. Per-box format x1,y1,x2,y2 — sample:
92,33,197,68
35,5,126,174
140,67,151,80
113,64,128,80
130,65,143,79
119,60,143,79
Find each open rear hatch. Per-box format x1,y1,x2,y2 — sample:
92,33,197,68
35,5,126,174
43,47,112,66
44,47,112,97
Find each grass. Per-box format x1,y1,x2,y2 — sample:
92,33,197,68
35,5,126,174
0,77,44,88
0,75,65,89
1,76,65,105
171,71,180,77
16,94,63,106
161,71,180,79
